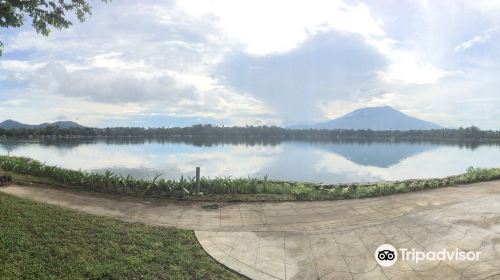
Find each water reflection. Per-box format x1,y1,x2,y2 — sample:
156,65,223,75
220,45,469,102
309,142,438,168
1,138,499,183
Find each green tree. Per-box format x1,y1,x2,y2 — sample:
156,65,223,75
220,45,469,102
0,0,108,55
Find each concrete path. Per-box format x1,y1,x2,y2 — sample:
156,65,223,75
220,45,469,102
1,181,500,279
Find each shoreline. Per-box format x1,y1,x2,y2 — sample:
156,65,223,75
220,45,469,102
2,155,499,202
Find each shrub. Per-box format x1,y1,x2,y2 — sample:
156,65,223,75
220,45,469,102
1,155,499,200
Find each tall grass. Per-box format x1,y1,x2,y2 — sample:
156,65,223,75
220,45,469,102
1,155,499,200
0,156,300,198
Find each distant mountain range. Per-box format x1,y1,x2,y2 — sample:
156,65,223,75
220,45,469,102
291,106,442,130
1,107,442,131
0,119,85,130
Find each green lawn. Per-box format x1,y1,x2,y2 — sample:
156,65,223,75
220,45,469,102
0,191,242,280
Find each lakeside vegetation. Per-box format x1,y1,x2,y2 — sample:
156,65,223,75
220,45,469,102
1,156,499,201
0,191,241,280
1,124,500,142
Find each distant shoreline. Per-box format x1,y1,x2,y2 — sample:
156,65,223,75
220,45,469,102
1,134,500,143
1,125,499,142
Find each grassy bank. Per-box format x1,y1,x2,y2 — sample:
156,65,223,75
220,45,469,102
1,155,500,201
0,191,241,279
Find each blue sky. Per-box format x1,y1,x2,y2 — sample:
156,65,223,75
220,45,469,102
0,0,499,129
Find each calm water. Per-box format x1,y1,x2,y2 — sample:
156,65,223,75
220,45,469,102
1,139,499,184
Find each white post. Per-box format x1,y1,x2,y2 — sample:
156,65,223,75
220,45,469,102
195,167,200,194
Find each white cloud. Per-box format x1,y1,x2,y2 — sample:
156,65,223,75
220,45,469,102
458,0,500,19
378,56,451,85
454,26,499,52
176,0,452,88
364,37,452,85
0,59,46,81
0,59,44,72
1,99,29,106
135,5,175,25
414,0,429,8
5,31,92,54
0,0,274,126
177,0,385,55
1,0,500,129
455,36,486,52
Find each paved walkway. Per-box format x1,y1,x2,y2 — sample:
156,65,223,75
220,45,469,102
1,181,500,279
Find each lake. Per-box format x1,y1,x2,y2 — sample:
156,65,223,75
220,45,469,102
1,138,499,184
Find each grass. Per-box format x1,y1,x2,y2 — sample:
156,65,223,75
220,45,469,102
1,155,500,201
0,191,242,280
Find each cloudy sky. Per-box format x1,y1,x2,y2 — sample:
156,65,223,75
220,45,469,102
0,0,499,129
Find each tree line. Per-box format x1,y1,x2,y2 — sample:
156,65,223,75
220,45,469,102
1,124,499,141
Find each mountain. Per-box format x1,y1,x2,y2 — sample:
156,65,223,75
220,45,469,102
42,121,85,129
292,106,442,130
0,120,34,129
0,119,85,130
318,142,437,167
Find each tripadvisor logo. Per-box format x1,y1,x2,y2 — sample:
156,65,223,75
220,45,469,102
375,244,481,267
375,244,398,267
